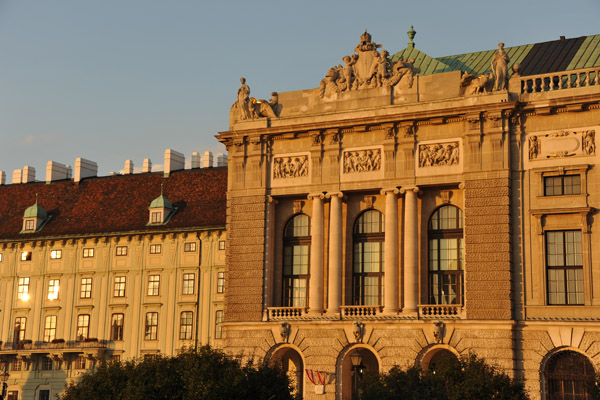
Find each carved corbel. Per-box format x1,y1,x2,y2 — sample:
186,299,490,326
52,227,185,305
325,128,340,145
400,122,415,138
353,321,365,343
279,322,291,343
439,190,451,204
580,211,591,234
362,195,375,209
292,200,304,214
433,321,445,343
310,130,323,146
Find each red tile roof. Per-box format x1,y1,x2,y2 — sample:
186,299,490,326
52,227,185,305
0,168,227,241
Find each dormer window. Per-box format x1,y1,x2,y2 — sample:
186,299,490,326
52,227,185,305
21,194,49,233
148,185,175,225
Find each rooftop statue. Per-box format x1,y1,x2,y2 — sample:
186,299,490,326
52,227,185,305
232,78,278,121
491,42,510,91
319,30,419,99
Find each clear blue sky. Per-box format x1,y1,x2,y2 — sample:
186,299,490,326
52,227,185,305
1,0,599,178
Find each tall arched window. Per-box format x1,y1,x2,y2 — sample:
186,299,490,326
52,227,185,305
428,205,463,305
546,351,595,400
353,210,384,306
283,214,310,307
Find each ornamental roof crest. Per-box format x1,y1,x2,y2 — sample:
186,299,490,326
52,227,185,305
319,30,420,98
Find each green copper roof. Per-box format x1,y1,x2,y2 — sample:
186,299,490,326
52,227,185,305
149,194,173,210
24,200,47,219
391,34,600,78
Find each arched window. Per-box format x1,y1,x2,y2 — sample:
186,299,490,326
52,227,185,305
428,205,464,305
283,214,310,307
546,351,595,400
353,210,384,306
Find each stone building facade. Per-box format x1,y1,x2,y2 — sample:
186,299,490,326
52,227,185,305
218,31,600,399
0,156,227,400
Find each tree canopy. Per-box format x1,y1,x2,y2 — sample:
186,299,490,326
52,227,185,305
61,346,294,400
360,353,529,400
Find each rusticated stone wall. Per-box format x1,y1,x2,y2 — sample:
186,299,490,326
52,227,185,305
464,177,512,320
225,194,266,322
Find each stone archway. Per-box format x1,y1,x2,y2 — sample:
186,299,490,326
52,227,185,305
340,346,380,400
270,346,304,399
418,344,461,372
543,349,596,400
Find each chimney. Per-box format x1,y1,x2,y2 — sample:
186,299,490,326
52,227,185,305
74,158,98,183
22,166,36,183
0,171,5,185
46,161,70,183
123,160,134,175
203,151,213,168
12,169,22,184
142,158,152,173
191,152,201,169
164,149,184,177
216,153,228,167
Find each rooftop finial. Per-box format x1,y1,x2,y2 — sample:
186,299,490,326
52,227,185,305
407,25,416,48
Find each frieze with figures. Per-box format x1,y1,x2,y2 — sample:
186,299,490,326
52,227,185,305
273,155,309,179
343,149,381,173
528,129,596,160
418,142,460,168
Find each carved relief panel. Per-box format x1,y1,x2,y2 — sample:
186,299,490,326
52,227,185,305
340,146,384,182
524,127,599,170
415,139,463,177
271,153,311,187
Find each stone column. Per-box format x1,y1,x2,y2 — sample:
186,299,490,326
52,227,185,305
401,186,419,312
326,192,343,314
308,193,325,314
265,196,278,313
381,188,399,313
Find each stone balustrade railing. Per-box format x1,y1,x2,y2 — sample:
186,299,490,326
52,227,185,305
1,340,108,352
267,307,307,320
340,305,382,318
519,67,600,94
418,304,461,318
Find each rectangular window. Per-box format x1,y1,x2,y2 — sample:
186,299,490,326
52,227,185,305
50,249,62,259
179,311,193,340
82,248,94,258
39,390,50,400
17,277,30,301
75,355,86,370
80,277,92,298
10,359,22,372
544,175,581,196
150,244,162,254
218,240,225,251
41,356,53,371
14,317,26,342
217,272,225,294
147,275,160,296
76,314,90,341
151,211,162,224
111,313,124,341
182,273,195,295
116,246,128,256
44,316,57,342
113,276,126,297
215,310,223,339
21,251,32,261
7,391,18,400
0,253,2,262
184,242,197,252
25,219,35,231
145,312,158,340
48,279,60,300
546,230,584,305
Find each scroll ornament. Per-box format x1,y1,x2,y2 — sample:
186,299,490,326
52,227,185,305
418,142,460,167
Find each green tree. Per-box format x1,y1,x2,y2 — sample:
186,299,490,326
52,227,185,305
360,353,529,400
61,346,294,400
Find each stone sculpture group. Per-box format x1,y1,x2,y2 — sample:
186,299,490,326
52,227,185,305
419,143,460,167
343,149,382,173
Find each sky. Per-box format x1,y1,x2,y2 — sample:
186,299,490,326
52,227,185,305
1,0,599,178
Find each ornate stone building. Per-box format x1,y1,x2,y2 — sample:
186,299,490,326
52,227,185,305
218,31,600,399
0,153,227,400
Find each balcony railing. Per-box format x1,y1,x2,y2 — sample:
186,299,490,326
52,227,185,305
340,305,382,318
418,304,461,319
519,67,600,94
267,307,307,320
1,340,108,352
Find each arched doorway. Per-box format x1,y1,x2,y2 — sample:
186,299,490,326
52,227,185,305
341,347,379,400
271,346,304,398
545,350,595,400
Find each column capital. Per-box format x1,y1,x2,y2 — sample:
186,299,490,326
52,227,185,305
400,186,420,194
307,193,325,200
380,187,399,195
325,191,344,199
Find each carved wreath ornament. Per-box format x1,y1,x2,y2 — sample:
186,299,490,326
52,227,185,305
418,142,460,167
272,156,309,179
